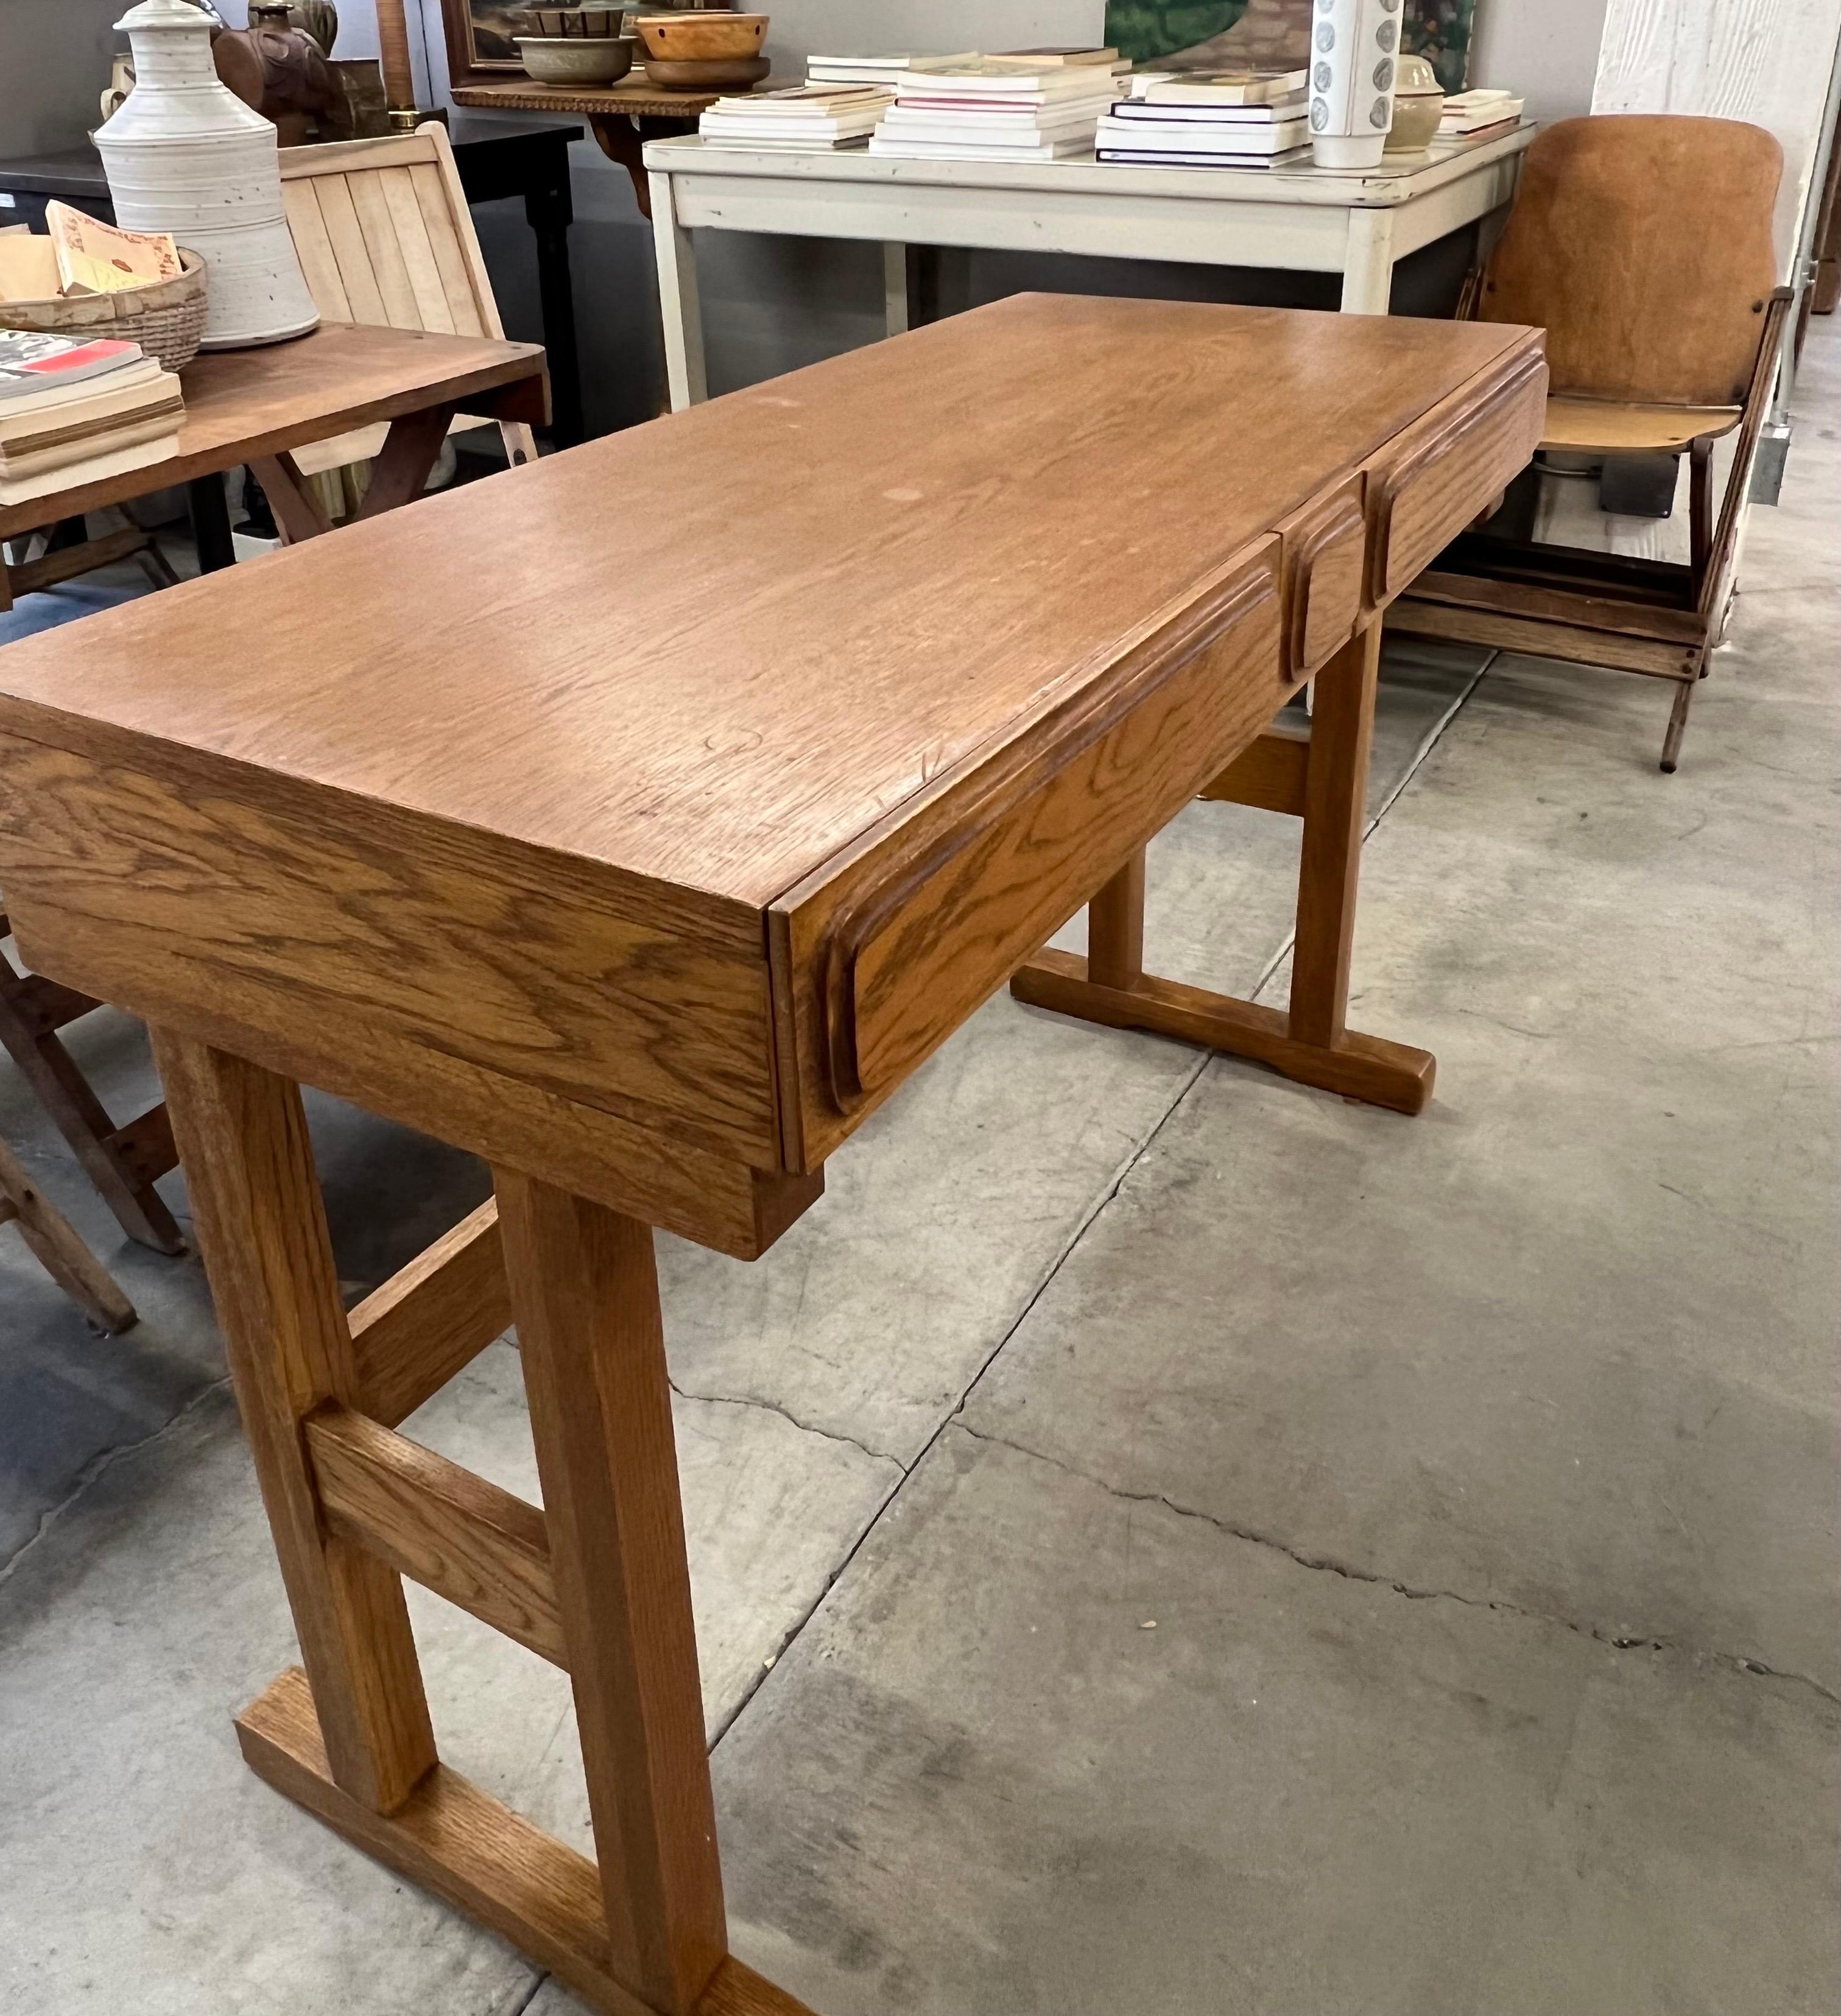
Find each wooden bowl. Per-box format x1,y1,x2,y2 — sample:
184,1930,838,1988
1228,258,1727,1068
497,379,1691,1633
635,12,767,60
644,52,769,89
0,248,209,375
515,33,635,83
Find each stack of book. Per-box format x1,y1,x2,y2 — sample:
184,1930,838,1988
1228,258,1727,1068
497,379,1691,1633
1439,88,1524,141
0,331,183,508
805,51,974,88
699,83,894,152
1095,69,1309,170
870,56,1123,163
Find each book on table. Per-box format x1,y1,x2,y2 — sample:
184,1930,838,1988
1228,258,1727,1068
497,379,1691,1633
1127,68,1308,105
1096,144,1312,169
0,333,182,507
805,52,974,85
1095,113,1308,156
875,58,1119,159
1103,93,1305,124
1440,90,1524,134
892,58,1123,102
868,135,1094,162
699,82,893,148
984,47,1120,68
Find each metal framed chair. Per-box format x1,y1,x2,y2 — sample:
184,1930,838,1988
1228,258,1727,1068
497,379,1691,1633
1389,115,1790,771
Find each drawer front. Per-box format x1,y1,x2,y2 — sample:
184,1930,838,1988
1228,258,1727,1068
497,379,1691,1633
1367,350,1547,604
775,541,1284,1168
1281,475,1368,681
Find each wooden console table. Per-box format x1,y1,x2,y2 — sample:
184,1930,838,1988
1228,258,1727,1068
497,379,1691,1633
0,296,1542,2015
451,78,749,221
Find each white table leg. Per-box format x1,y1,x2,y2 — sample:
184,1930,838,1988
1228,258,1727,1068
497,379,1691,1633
1340,207,1397,314
883,242,910,337
650,171,708,411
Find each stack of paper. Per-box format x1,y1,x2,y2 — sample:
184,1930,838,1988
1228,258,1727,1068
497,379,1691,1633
1440,88,1524,137
868,58,1122,164
699,83,895,152
0,330,183,507
806,52,974,88
1096,69,1309,169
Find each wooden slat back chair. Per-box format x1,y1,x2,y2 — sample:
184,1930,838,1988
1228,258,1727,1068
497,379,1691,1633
279,125,538,488
1393,115,1790,770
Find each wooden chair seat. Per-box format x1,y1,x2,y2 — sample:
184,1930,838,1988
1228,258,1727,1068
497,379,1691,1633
1541,394,1743,455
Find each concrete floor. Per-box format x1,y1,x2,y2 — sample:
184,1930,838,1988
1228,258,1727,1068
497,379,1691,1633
2,333,1837,2014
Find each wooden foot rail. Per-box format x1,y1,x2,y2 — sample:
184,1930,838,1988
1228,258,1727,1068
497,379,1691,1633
150,1029,818,2016
1012,618,1434,1116
0,1129,138,1333
347,1197,510,1428
1,917,183,1253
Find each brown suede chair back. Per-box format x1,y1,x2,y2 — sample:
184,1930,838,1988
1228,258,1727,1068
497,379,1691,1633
1480,114,1782,406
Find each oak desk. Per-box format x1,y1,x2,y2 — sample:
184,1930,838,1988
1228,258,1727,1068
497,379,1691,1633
642,125,1535,410
0,295,1542,2016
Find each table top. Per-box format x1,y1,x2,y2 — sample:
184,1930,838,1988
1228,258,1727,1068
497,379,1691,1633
452,77,765,120
0,295,1527,908
644,121,1537,208
0,321,546,540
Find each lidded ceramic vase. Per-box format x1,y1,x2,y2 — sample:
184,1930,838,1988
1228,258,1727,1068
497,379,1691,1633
95,0,319,348
1308,0,1404,170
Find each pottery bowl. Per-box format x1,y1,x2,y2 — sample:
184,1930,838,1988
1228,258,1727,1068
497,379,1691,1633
515,33,635,83
635,12,767,60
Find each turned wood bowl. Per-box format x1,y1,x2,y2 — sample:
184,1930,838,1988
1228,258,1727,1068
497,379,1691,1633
644,52,768,89
635,12,767,60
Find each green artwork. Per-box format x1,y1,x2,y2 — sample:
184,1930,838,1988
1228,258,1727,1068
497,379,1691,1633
1105,0,1478,93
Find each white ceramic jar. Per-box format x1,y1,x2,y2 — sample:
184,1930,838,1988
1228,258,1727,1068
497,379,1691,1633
96,0,319,348
1308,0,1403,171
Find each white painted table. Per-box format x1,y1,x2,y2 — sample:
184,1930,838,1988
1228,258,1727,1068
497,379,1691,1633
642,125,1537,409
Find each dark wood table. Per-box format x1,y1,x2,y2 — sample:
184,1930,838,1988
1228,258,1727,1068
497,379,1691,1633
0,296,1543,2016
449,78,755,220
0,119,585,446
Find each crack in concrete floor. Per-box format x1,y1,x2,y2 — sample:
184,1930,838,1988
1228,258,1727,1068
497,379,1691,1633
0,1372,231,1590
948,1419,1841,1710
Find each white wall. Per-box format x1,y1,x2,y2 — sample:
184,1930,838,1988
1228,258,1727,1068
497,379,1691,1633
1470,0,1610,121
1594,0,1841,266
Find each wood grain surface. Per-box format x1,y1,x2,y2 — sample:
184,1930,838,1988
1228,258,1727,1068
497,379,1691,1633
0,295,1542,1206
0,296,1530,907
0,320,546,541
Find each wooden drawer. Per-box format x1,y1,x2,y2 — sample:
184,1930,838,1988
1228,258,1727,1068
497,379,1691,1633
1365,350,1547,605
770,539,1286,1169
1280,474,1368,681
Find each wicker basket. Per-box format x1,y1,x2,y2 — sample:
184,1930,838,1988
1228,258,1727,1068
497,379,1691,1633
0,248,210,375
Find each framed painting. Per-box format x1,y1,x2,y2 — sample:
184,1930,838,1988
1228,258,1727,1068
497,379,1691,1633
1105,0,1479,93
439,0,530,87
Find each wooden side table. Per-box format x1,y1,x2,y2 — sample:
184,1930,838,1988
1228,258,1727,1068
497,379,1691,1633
449,79,742,220
0,296,1543,2015
0,125,586,447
